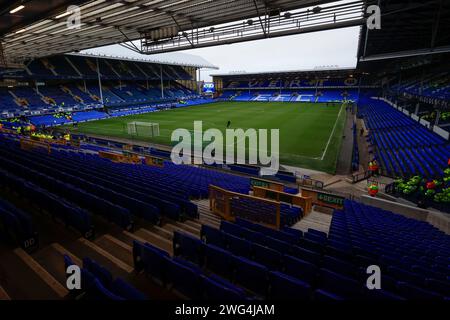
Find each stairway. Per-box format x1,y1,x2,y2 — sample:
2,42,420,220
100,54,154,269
0,190,219,300
193,199,221,228
0,245,68,300
291,208,332,235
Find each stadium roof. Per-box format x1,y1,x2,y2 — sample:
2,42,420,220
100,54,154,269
1,0,339,62
358,0,450,61
71,51,218,69
211,67,357,79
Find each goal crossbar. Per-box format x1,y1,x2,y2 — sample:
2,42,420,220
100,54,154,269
127,122,160,137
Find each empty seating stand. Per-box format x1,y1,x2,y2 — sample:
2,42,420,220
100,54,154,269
194,213,449,300
359,98,450,179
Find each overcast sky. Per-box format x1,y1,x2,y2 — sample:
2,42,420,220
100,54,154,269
83,26,361,82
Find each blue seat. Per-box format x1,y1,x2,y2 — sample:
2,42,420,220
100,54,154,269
318,268,362,299
283,255,317,284
64,254,76,269
396,282,443,300
225,233,252,258
83,257,113,288
173,257,203,274
201,275,247,300
298,238,324,253
325,245,353,261
353,254,377,268
166,257,202,299
220,220,243,238
111,278,147,300
242,229,266,246
88,278,124,300
387,266,424,286
140,243,170,284
424,279,450,296
233,256,269,296
305,232,327,245
204,244,234,279
269,271,311,300
306,228,327,239
269,230,298,244
313,289,344,301
173,231,204,265
291,246,321,265
252,243,282,270
322,255,356,278
364,289,405,300
265,236,290,255
281,227,303,239
201,224,225,247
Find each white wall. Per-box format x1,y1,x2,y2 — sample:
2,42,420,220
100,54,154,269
433,125,450,140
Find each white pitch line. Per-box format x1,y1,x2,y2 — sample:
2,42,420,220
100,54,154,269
320,103,345,161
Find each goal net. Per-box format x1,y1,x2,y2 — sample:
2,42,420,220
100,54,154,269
127,122,160,137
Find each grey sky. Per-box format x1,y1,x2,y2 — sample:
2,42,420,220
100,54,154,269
83,26,361,82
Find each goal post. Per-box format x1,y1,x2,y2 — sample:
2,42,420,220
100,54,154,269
126,122,160,137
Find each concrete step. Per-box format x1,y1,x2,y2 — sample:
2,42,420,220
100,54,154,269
170,220,201,236
134,228,173,255
94,234,133,267
146,225,173,240
77,238,133,273
1,248,54,300
198,217,220,229
184,219,202,229
50,243,82,266
0,286,10,300
162,223,199,239
63,238,133,277
292,210,332,235
32,243,81,290
200,211,221,222
14,248,69,299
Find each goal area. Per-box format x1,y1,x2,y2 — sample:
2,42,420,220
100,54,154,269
126,122,160,137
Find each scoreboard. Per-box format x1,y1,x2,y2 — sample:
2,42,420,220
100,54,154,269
202,82,215,94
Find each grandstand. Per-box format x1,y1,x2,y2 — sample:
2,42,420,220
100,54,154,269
0,53,210,121
213,68,364,103
0,0,449,307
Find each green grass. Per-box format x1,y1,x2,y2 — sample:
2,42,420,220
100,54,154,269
71,101,346,173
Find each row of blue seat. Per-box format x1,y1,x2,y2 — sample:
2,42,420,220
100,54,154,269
359,98,449,178
328,200,449,299
133,238,362,300
0,167,93,238
0,146,164,225
0,151,135,231
172,230,412,300
133,240,252,300
199,217,449,299
0,198,38,251
64,255,147,300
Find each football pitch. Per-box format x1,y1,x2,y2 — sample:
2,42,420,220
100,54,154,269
72,102,346,173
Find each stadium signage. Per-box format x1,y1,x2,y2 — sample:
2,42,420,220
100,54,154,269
145,156,164,168
171,121,280,175
301,188,346,209
250,178,284,191
317,192,345,206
